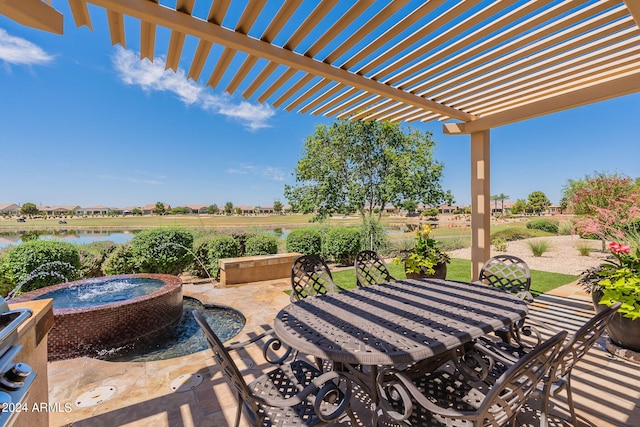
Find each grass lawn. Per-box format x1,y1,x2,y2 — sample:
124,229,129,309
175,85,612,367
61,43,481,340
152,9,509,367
332,258,577,296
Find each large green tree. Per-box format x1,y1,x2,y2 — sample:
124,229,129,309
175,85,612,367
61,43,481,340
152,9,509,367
20,202,39,216
527,191,551,214
284,120,447,220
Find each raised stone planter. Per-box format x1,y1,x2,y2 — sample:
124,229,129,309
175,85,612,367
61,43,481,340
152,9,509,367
219,252,302,285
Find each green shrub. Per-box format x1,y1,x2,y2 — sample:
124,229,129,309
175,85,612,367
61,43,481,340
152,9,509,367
245,234,278,256
102,244,136,275
490,228,537,242
359,216,388,252
129,228,194,275
78,241,118,278
286,228,323,256
527,239,551,257
230,230,258,256
324,227,362,265
576,241,593,256
207,235,240,278
558,220,576,236
190,237,212,278
526,218,559,234
3,240,80,293
492,237,508,252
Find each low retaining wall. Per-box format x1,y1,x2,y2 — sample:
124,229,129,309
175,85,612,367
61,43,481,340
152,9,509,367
219,252,302,285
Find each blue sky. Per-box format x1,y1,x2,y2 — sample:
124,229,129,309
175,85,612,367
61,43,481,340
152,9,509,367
1,3,639,209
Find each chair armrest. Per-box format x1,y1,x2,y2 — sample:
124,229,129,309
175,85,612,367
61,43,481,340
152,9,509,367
376,368,476,423
252,370,352,422
226,329,294,365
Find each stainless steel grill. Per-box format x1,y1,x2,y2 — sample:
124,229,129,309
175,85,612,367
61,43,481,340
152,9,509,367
0,299,34,427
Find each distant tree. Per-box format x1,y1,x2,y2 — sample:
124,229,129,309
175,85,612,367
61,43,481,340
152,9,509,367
273,200,283,215
154,202,166,215
510,199,528,215
490,195,500,213
20,202,39,216
234,207,242,215
171,206,187,214
423,207,439,218
497,193,509,214
443,190,455,206
206,204,219,215
562,172,637,215
284,119,447,220
131,207,143,215
224,202,233,215
402,200,418,214
528,191,551,214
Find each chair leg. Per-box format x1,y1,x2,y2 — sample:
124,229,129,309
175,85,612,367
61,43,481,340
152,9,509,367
564,377,578,427
234,394,243,427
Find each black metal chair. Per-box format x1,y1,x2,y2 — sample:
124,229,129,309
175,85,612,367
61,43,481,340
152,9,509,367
376,331,567,427
477,254,533,302
290,255,345,302
474,302,621,427
193,310,354,427
354,250,395,287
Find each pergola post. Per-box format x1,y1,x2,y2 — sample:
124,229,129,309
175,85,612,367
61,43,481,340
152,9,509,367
470,130,491,280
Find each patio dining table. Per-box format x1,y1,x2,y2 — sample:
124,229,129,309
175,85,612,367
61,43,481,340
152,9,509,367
273,278,528,406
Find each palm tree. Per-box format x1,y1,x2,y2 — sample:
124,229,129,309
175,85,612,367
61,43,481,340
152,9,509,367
498,193,510,215
490,195,500,214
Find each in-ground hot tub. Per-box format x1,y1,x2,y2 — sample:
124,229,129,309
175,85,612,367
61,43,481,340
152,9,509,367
12,274,182,361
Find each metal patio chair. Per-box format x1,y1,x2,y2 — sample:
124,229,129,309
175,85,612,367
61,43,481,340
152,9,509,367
477,254,533,302
376,331,567,427
193,310,354,427
354,250,395,287
474,302,621,427
290,255,345,302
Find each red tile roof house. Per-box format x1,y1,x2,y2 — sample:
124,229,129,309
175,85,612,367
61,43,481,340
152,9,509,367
184,204,208,214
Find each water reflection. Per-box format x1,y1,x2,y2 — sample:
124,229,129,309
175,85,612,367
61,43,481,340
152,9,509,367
0,230,137,248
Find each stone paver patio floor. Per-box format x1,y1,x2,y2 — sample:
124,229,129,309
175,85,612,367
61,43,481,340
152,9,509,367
48,280,639,427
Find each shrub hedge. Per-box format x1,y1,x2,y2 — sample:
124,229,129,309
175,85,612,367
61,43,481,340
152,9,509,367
286,228,323,256
490,228,537,242
324,227,362,265
129,228,194,275
2,240,80,293
245,234,278,256
207,235,240,278
102,244,136,275
526,218,559,234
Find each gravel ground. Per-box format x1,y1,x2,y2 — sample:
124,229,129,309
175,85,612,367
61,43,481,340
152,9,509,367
447,235,609,276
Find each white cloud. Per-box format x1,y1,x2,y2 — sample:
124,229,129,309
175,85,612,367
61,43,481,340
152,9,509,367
0,28,54,65
226,163,285,181
112,47,275,130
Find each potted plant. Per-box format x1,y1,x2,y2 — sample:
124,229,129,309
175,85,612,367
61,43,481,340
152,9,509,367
580,241,640,352
394,224,450,279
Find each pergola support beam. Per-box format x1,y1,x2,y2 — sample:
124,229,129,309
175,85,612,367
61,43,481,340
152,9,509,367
443,71,640,134
0,0,63,34
470,130,491,280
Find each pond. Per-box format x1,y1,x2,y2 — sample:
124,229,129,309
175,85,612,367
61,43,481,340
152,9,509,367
0,230,136,249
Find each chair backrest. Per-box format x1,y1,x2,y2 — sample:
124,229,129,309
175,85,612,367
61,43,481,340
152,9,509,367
549,302,621,384
476,330,567,426
478,255,531,294
192,310,261,419
290,255,337,302
355,250,394,287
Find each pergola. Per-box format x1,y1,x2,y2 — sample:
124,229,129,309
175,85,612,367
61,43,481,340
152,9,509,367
3,0,640,278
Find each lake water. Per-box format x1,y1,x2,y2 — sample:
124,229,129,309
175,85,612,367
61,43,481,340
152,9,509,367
0,230,136,249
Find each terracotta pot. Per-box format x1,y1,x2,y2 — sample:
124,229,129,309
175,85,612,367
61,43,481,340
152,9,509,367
405,262,447,280
592,288,640,352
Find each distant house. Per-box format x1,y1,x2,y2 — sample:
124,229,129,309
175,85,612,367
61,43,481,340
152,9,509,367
141,204,171,215
437,204,462,214
0,203,20,216
490,201,515,215
185,204,208,214
38,205,80,216
83,205,111,215
236,205,255,215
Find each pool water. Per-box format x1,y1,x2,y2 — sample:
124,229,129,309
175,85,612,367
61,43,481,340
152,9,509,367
35,277,165,309
101,297,245,362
